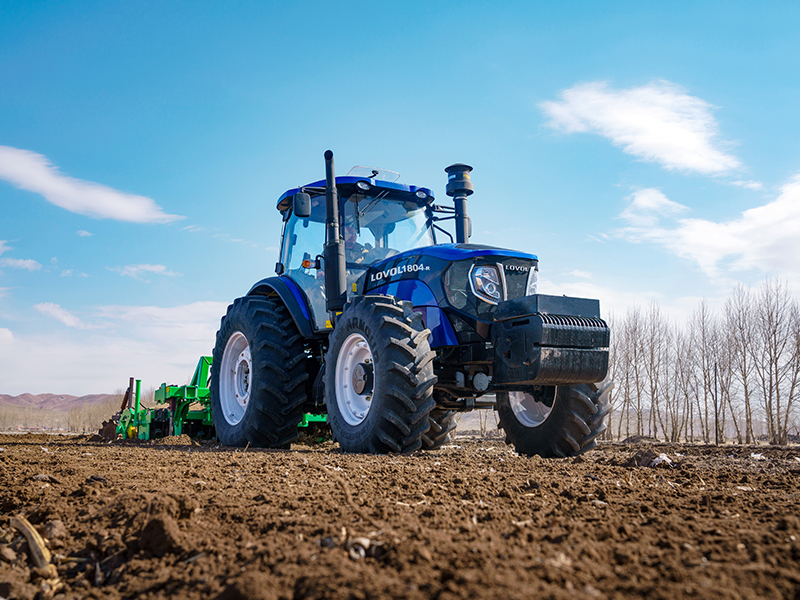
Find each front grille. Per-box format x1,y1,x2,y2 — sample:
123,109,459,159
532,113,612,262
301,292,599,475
540,314,607,329
537,314,610,349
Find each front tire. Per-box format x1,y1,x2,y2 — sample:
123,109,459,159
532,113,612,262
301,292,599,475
210,296,308,447
497,382,612,458
324,295,436,453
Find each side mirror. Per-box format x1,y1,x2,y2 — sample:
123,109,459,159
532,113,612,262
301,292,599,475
293,192,311,218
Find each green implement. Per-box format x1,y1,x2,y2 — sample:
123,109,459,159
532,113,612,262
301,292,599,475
105,356,327,443
115,378,149,440
154,356,214,437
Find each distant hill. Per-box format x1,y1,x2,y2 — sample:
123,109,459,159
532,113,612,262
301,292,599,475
0,393,117,411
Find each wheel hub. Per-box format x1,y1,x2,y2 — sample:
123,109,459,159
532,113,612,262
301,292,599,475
351,362,374,395
509,390,554,428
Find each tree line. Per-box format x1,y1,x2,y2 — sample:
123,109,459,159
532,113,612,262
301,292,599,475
606,279,800,445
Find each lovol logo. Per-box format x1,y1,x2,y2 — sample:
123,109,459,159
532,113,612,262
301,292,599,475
369,261,431,283
504,264,530,272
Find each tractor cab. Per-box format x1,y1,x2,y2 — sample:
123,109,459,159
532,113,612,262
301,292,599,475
276,176,436,330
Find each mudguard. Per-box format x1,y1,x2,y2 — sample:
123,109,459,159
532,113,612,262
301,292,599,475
367,279,459,348
247,277,315,339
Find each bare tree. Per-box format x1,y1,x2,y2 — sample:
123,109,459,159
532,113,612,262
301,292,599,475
726,285,757,442
610,309,636,439
666,324,692,441
717,324,739,443
626,307,646,436
781,298,800,442
689,301,716,442
603,312,620,441
641,302,670,439
751,279,798,444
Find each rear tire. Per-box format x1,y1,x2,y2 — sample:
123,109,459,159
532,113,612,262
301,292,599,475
325,295,436,453
210,296,308,448
497,382,612,458
421,410,458,450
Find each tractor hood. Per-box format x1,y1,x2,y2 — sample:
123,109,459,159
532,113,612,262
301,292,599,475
363,243,540,345
363,243,538,291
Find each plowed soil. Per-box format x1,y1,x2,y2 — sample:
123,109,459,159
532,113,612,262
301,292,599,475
1,432,799,600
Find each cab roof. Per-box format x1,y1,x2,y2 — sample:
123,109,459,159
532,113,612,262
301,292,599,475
277,176,434,212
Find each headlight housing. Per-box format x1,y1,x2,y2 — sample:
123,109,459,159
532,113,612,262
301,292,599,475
469,265,504,305
526,264,538,296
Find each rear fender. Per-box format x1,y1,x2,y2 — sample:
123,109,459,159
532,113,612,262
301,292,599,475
247,277,314,339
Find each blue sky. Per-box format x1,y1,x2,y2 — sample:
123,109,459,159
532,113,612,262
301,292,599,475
1,1,799,394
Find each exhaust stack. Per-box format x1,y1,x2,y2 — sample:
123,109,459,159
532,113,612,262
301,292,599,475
323,150,347,314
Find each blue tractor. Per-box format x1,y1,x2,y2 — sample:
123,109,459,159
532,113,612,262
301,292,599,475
210,151,611,457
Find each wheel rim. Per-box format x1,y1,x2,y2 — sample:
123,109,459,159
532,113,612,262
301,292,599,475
335,333,375,426
220,331,252,426
509,391,553,428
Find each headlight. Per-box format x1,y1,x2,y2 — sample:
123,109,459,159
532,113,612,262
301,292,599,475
526,265,538,296
469,265,503,305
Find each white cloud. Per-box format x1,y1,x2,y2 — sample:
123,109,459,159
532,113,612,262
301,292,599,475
0,301,228,394
587,232,612,244
618,188,690,227
541,80,741,175
34,302,97,330
0,257,42,271
731,180,765,191
568,270,594,279
0,240,12,256
0,145,183,224
76,230,93,237
0,287,9,296
60,269,73,277
109,264,180,281
617,174,800,282
95,302,227,343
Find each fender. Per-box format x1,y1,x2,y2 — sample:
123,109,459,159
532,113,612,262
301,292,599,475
247,277,315,338
368,279,459,348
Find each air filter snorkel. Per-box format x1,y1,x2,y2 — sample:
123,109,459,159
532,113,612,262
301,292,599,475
445,163,473,244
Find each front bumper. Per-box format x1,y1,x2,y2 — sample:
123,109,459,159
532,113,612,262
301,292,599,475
491,294,610,386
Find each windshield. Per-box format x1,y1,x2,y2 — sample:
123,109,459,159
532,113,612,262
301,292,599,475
282,194,434,270
281,194,434,329
343,195,434,264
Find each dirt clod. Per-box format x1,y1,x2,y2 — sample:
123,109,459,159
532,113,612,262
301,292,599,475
41,519,67,540
215,571,277,600
137,514,186,557
0,545,17,563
